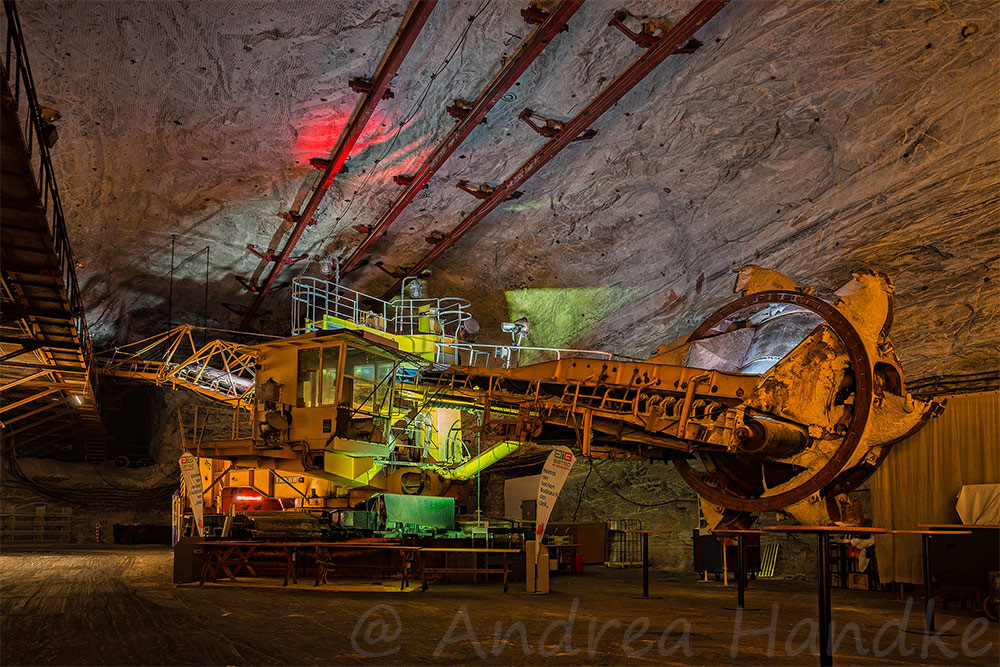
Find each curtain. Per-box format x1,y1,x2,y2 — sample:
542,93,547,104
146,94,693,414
870,390,1000,584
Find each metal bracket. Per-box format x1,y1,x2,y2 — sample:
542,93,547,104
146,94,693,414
456,180,523,201
519,108,597,141
521,2,569,31
373,261,411,279
608,11,661,48
348,76,394,100
352,224,372,235
308,157,349,174
279,211,317,227
246,245,307,265
446,98,488,124
392,173,430,188
608,11,701,52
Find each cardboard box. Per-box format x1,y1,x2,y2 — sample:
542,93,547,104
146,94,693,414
848,573,869,590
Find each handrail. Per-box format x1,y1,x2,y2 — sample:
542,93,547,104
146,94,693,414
1,1,99,406
292,277,625,370
434,341,620,369
291,276,474,340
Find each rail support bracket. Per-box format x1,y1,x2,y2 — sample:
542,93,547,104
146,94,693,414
609,11,702,53
456,180,523,201
446,98,488,124
374,261,411,279
280,212,317,227
521,1,569,31
309,157,349,174
348,76,394,100
393,173,430,188
519,108,597,141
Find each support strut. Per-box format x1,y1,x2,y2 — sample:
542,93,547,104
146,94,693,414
380,0,729,298
238,0,437,329
339,1,584,275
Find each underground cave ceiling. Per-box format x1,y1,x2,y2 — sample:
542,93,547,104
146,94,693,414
13,0,999,381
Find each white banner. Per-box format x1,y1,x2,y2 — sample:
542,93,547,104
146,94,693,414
179,452,206,537
534,446,576,562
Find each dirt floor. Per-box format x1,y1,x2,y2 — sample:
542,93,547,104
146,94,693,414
1,546,996,666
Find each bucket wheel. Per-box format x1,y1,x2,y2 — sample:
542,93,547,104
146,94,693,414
671,290,875,514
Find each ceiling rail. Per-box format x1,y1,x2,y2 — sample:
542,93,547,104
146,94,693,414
239,0,438,329
340,0,585,275
380,0,729,299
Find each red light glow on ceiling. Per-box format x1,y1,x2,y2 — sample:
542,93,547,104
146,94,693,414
293,107,396,164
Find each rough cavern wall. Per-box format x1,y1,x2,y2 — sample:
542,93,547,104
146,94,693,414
13,1,996,383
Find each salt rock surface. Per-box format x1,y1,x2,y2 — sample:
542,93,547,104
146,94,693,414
18,0,998,381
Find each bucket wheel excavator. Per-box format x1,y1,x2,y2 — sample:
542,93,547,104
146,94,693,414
101,267,939,531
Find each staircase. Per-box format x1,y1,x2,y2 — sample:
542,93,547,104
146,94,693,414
1,0,107,461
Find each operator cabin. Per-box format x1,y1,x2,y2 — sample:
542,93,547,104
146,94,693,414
1,1,996,665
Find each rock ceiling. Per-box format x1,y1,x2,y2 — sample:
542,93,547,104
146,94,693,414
16,0,999,381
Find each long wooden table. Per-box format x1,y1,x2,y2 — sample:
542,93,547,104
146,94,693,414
196,541,523,592
419,547,522,593
197,541,422,588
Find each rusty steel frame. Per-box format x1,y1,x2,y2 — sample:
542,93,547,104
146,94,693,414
239,0,437,329
670,290,875,513
340,0,584,275
380,0,729,298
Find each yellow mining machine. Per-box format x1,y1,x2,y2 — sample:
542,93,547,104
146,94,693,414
101,267,938,538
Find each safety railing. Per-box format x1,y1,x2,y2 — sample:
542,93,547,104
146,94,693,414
291,276,474,340
2,1,99,401
433,341,618,369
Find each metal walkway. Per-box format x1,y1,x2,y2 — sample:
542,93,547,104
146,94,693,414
0,0,106,461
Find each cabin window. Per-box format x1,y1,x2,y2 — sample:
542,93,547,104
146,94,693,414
297,346,341,408
297,348,320,408
321,346,340,405
343,345,395,414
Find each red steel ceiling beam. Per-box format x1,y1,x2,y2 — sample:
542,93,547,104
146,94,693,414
239,0,437,329
380,0,729,299
340,0,585,275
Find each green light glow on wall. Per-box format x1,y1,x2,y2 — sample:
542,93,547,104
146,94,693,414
504,199,549,213
504,285,640,353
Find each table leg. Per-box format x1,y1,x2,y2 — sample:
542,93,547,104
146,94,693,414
737,534,746,608
630,533,661,599
314,548,323,587
642,533,649,597
199,546,213,586
420,552,427,591
282,547,297,587
219,546,240,582
503,553,509,594
242,546,258,577
923,534,934,633
817,533,833,667
724,535,760,612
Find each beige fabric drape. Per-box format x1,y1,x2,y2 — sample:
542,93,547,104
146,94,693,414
870,390,1000,584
